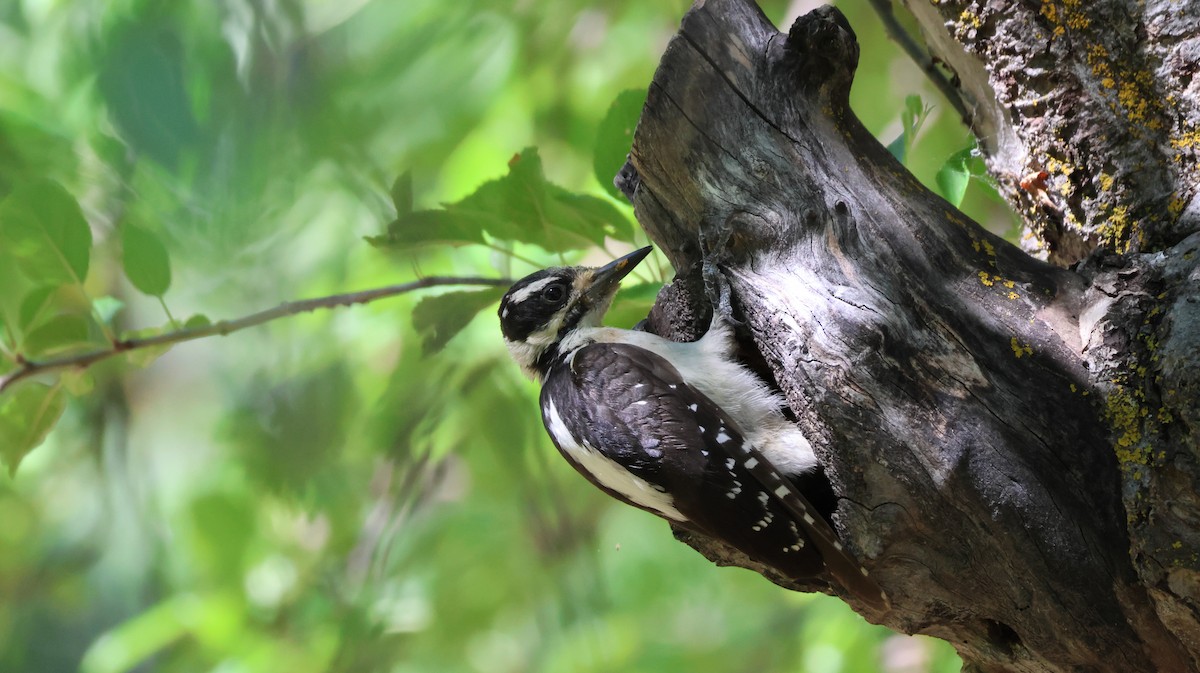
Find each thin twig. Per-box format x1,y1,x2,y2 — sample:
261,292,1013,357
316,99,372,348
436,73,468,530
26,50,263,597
0,276,512,395
866,0,972,127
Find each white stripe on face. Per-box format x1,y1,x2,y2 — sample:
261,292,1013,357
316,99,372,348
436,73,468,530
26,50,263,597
507,276,559,305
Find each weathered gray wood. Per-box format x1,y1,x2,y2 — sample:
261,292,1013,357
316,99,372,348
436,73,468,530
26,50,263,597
619,1,1200,671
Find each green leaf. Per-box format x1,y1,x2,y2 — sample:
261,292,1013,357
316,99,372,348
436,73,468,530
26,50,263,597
62,369,95,396
122,224,172,296
936,154,971,207
593,89,647,201
885,135,906,164
369,149,635,254
92,296,126,326
0,249,32,330
936,142,986,208
0,382,66,475
886,94,929,165
22,314,91,357
18,285,58,331
0,179,92,285
184,314,211,329
366,210,487,250
412,287,508,354
451,148,549,243
544,185,635,246
455,147,631,252
903,94,925,126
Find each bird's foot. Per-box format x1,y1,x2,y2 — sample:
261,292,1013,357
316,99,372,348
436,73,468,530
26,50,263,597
699,225,744,328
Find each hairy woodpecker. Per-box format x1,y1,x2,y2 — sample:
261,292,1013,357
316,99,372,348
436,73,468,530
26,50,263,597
498,246,888,610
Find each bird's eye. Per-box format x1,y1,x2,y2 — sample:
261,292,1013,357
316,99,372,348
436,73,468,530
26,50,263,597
543,283,566,303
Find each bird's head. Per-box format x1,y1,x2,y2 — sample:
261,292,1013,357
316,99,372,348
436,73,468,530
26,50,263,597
499,246,652,380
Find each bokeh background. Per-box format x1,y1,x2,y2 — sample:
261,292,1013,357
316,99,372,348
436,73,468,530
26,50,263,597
0,0,1013,670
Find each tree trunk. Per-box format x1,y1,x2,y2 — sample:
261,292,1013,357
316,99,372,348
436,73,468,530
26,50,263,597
897,0,1200,266
615,1,1200,671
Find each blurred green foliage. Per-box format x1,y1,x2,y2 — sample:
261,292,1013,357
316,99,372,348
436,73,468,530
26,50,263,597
0,0,982,671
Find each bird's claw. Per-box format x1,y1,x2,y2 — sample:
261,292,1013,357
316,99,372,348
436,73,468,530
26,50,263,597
699,226,744,328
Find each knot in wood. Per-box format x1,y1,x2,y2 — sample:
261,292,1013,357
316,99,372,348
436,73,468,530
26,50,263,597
779,6,859,98
720,210,784,258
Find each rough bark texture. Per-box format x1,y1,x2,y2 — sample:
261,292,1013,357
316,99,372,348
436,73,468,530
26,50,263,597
617,1,1200,671
898,0,1200,265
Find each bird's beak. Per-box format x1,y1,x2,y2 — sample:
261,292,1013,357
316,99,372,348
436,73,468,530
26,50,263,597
584,246,653,303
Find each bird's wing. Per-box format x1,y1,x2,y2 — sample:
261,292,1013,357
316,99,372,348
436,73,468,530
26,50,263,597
540,342,888,610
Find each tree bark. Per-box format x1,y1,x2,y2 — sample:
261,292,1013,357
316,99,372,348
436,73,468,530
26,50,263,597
616,1,1200,671
897,0,1200,266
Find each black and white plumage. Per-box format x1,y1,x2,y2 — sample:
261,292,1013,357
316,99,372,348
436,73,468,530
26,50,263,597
499,246,888,610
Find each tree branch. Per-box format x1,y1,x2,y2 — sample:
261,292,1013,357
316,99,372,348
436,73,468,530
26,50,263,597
865,0,971,127
0,276,512,394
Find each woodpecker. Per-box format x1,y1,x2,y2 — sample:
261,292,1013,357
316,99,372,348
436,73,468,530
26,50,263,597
498,246,888,610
